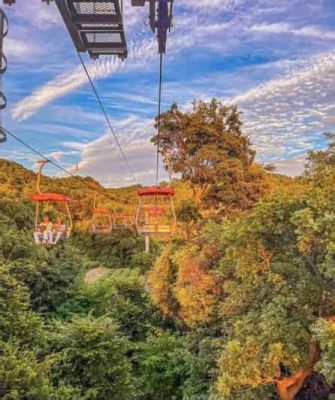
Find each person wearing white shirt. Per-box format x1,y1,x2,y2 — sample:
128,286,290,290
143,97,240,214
33,215,53,245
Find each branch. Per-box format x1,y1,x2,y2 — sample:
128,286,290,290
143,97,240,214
258,244,273,269
276,342,321,400
304,258,335,293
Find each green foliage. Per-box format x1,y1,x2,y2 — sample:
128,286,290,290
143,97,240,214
135,331,188,400
175,200,201,240
152,99,268,211
0,263,44,347
50,316,139,400
182,334,219,398
1,132,335,400
313,319,335,382
0,340,78,400
305,132,335,182
176,200,201,224
58,269,161,340
72,230,147,268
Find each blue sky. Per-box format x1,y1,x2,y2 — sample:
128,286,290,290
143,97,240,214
1,0,335,186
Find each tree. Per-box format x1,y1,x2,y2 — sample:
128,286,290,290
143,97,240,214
0,263,44,347
152,99,267,210
58,269,161,340
173,245,220,328
148,244,177,319
50,316,138,400
313,319,335,384
135,331,188,400
304,132,335,181
205,190,335,398
175,200,201,240
0,340,78,400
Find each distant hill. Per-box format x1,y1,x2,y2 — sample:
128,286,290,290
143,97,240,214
0,158,194,229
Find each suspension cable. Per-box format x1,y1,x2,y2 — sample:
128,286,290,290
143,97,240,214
155,53,163,187
3,127,131,204
3,127,76,178
76,51,138,184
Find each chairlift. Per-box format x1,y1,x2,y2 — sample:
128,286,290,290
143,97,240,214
29,160,72,245
136,186,176,239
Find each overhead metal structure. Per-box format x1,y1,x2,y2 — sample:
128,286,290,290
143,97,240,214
0,8,7,143
3,0,127,60
131,0,173,54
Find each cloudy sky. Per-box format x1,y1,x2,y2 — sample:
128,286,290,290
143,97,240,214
1,0,335,186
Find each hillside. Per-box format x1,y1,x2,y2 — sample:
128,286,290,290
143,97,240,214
0,158,304,230
1,103,335,400
0,158,194,231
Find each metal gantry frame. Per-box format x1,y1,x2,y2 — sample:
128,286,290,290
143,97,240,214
3,0,128,59
131,0,173,54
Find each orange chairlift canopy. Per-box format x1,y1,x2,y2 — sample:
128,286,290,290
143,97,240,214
138,187,175,197
30,193,71,203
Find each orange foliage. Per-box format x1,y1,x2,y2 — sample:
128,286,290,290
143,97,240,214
174,250,220,327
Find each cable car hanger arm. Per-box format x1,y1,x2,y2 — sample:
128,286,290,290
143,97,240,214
131,0,174,55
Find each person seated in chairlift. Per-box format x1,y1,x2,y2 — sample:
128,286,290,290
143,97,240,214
33,214,53,245
52,216,67,244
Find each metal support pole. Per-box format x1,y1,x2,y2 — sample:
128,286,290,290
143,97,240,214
145,235,150,253
131,0,173,55
145,209,150,253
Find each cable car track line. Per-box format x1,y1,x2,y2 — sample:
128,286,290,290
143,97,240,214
3,127,74,177
76,50,138,184
3,127,132,205
155,53,163,187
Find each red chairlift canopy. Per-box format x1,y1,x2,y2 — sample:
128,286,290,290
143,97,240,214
138,187,175,197
93,207,111,215
30,193,71,203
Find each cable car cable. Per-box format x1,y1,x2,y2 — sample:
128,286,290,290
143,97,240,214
155,53,163,187
3,127,75,178
76,50,138,184
3,126,132,205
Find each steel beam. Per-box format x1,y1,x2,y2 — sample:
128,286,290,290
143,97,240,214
2,0,128,59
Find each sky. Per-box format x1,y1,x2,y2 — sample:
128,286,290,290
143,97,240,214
1,0,335,187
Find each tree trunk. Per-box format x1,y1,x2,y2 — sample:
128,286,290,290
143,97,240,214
276,342,321,400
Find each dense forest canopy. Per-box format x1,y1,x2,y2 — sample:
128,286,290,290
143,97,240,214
0,100,335,400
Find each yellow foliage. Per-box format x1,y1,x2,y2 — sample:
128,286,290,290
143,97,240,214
147,244,175,318
173,246,219,327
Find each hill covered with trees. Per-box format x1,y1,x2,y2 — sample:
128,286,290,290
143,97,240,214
0,100,334,400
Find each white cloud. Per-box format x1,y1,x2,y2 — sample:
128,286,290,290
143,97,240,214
61,115,165,186
273,155,306,176
229,51,335,173
48,151,64,162
4,38,41,59
179,0,245,10
6,0,335,181
250,23,335,40
7,0,62,28
11,38,158,121
10,7,238,122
